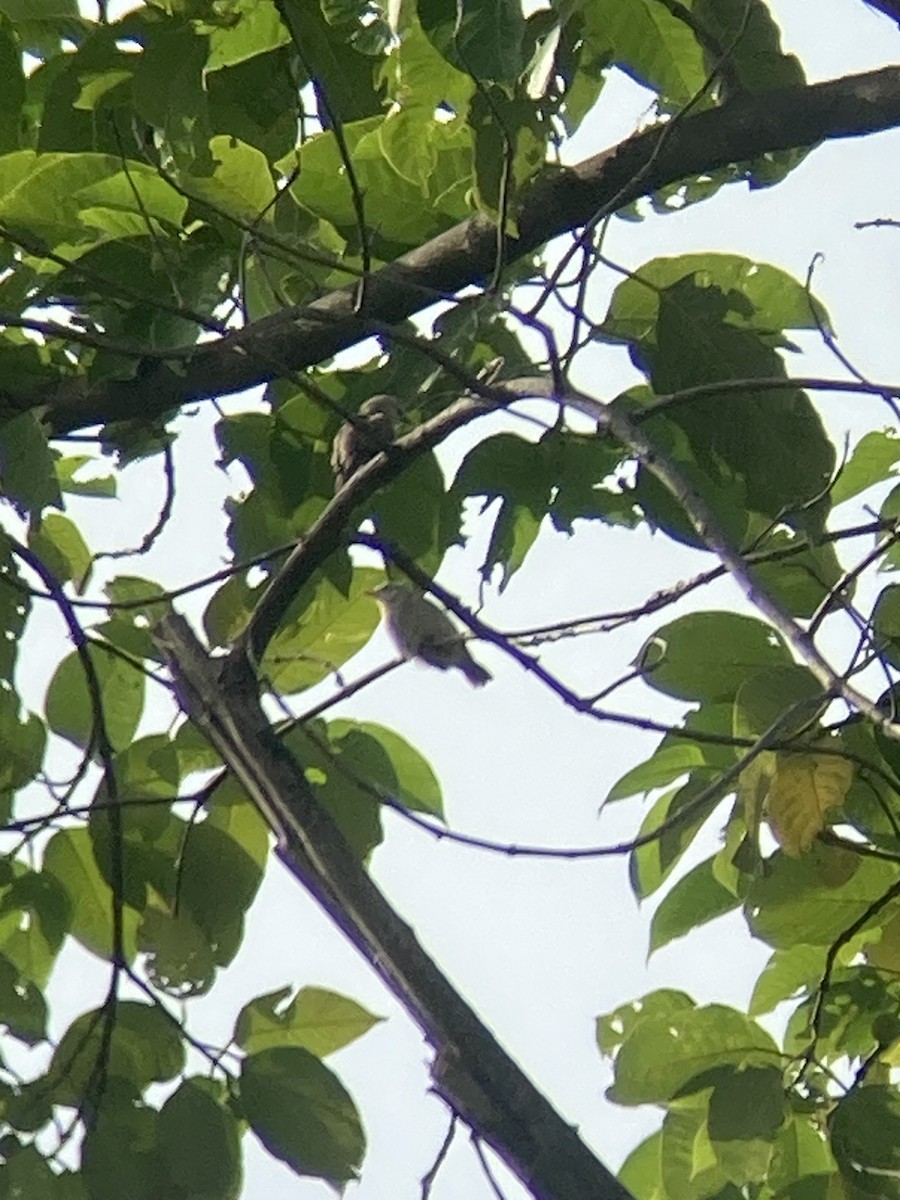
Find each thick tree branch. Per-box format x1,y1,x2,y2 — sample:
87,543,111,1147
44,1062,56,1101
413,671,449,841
40,65,900,435
864,0,900,26
156,613,634,1200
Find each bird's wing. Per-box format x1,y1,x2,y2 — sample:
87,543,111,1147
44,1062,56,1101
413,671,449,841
413,605,463,666
330,423,354,476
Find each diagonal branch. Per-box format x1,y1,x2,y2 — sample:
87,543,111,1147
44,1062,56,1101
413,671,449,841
155,613,634,1200
237,378,544,666
38,65,900,436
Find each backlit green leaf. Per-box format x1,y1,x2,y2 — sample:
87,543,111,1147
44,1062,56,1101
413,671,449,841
235,986,383,1058
241,1047,365,1182
45,644,144,752
639,612,790,703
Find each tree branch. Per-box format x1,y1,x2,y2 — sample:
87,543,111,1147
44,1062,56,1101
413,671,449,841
37,65,900,435
156,613,634,1200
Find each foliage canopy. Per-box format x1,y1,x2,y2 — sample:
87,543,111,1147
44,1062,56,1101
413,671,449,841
0,0,899,1198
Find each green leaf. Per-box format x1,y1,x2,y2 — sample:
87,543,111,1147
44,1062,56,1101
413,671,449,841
659,1098,732,1199
469,86,545,218
180,134,277,223
748,529,845,620
385,15,474,120
0,867,70,987
159,1078,241,1200
786,965,900,1066
629,773,724,899
110,734,181,832
541,427,639,531
261,566,382,694
766,1113,835,1193
173,819,266,968
284,723,384,860
452,433,551,588
206,0,289,70
85,742,183,918
606,741,710,804
372,450,457,577
872,584,900,670
578,0,707,108
693,0,805,94
276,0,384,122
749,944,825,1016
0,1147,67,1200
745,842,898,949
597,989,696,1058
0,1,79,24
98,574,172,664
137,907,217,998
55,453,116,498
707,1064,786,1142
831,428,900,505
171,717,224,777
327,720,444,817
240,1047,365,1182
0,532,29,685
650,857,740,953
44,643,145,752
206,780,271,871
0,18,25,155
81,1081,166,1200
607,1002,778,1106
0,687,46,801
206,44,299,161
418,0,528,86
29,512,92,591
733,665,825,740
0,1076,46,1131
0,411,61,514
42,827,141,961
378,107,440,189
0,953,47,1044
281,114,473,247
830,1085,900,1197
601,255,827,347
632,408,755,548
0,150,186,248
618,1131,664,1200
604,257,835,537
49,1001,184,1106
235,986,383,1057
879,483,900,570
132,22,213,173
638,611,791,702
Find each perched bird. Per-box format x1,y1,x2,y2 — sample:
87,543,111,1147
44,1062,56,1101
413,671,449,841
330,394,403,492
370,582,492,687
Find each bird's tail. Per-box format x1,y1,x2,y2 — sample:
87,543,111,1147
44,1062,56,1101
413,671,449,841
460,654,492,687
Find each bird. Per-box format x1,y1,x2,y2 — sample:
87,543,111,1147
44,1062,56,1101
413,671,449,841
369,582,492,687
330,394,403,492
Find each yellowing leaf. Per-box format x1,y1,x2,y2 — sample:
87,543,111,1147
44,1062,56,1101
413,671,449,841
765,754,853,856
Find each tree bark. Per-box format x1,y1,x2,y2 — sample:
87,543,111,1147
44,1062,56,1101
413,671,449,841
157,613,636,1200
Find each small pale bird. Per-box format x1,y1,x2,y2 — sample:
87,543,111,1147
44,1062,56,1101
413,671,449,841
370,582,492,687
331,394,403,492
